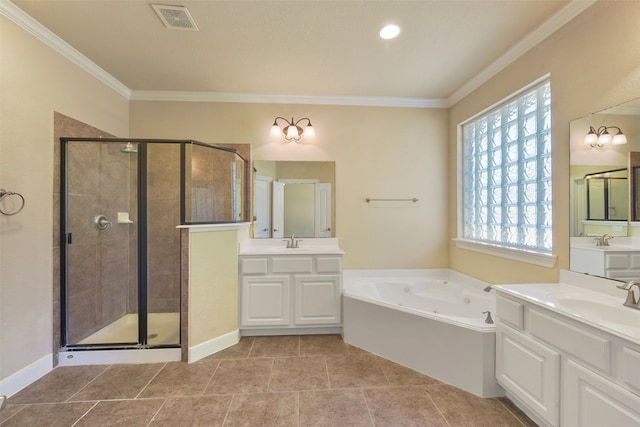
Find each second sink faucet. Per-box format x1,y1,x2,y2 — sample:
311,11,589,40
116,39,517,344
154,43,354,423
285,234,299,248
616,280,640,310
595,234,613,246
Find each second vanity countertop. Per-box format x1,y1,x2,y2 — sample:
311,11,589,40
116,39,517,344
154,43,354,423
239,238,344,255
494,270,640,346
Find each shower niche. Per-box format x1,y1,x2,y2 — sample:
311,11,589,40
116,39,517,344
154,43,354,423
60,138,248,349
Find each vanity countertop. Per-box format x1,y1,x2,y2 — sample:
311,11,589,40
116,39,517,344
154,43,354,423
239,238,344,255
495,273,640,345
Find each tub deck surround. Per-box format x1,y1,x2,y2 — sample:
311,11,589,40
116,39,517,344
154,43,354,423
342,269,502,398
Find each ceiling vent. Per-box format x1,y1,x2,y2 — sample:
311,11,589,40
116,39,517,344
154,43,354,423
151,4,199,31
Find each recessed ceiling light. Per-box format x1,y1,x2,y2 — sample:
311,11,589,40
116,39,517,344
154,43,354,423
379,24,400,40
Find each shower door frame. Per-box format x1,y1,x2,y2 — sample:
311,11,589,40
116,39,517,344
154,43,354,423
60,137,250,350
60,138,185,350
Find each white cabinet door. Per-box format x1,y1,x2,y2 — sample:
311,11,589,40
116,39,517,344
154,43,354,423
562,359,640,427
496,323,560,426
241,276,290,326
294,275,341,325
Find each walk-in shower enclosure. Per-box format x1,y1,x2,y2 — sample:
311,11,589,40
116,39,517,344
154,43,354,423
60,138,248,349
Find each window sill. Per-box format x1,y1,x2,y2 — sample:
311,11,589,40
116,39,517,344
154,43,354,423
453,238,557,268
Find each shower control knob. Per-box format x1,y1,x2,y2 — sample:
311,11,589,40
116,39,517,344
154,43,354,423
94,214,112,231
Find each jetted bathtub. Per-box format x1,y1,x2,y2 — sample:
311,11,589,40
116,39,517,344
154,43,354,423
342,269,504,397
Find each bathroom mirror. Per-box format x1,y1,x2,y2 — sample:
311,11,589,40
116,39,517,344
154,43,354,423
569,97,640,275
253,160,335,238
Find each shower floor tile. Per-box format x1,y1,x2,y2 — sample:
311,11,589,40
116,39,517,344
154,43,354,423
2,335,536,427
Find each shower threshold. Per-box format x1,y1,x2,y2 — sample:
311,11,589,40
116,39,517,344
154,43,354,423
59,312,181,366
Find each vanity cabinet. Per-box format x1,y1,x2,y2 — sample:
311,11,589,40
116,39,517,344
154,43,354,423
495,292,640,427
239,254,342,334
570,246,640,280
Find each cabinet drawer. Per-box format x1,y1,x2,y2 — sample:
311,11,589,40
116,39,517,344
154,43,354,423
316,257,342,273
241,258,268,274
496,295,524,330
606,254,630,269
622,346,640,392
529,309,611,375
272,257,313,273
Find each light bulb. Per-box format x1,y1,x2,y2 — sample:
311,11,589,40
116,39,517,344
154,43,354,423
612,132,627,145
286,125,299,139
304,125,315,138
270,123,281,138
598,131,612,145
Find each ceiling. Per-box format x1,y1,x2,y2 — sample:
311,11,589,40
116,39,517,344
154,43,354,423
7,0,593,106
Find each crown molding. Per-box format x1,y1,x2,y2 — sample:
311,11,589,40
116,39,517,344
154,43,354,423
3,0,595,109
0,0,131,99
446,0,598,107
129,90,448,108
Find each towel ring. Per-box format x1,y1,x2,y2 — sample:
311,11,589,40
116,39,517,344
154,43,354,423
0,189,25,216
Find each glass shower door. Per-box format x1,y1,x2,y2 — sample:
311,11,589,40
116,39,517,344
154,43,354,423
144,143,181,346
62,140,139,346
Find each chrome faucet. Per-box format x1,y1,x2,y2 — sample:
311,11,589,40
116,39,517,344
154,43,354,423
285,234,299,249
595,234,613,246
616,280,640,310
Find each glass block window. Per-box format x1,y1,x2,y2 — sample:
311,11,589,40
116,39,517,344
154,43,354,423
462,79,552,253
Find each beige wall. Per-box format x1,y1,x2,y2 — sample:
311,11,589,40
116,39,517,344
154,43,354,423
448,1,640,284
4,0,639,395
0,17,129,384
131,102,450,269
188,230,239,346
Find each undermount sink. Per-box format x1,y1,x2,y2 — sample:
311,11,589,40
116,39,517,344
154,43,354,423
239,238,344,255
556,297,640,329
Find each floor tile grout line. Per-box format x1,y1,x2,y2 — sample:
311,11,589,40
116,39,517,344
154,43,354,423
359,387,376,426
265,357,276,393
220,393,236,427
134,362,167,399
201,359,222,395
145,397,168,427
323,356,332,390
496,398,529,426
65,364,112,402
69,400,99,427
422,386,452,427
244,336,254,358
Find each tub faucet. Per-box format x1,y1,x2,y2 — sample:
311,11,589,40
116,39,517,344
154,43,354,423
595,234,613,246
616,280,640,310
482,311,494,324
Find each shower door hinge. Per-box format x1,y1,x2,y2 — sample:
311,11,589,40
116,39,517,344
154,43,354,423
66,233,72,244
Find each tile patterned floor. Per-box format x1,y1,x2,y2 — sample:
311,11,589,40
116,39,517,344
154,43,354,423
0,335,537,426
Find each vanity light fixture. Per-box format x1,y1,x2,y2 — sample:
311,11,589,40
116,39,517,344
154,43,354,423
584,125,627,148
270,117,315,143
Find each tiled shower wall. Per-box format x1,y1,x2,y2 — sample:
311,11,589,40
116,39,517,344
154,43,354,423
64,141,136,343
146,144,181,313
